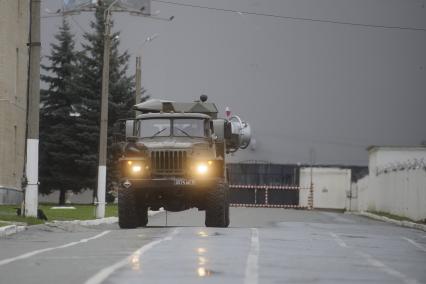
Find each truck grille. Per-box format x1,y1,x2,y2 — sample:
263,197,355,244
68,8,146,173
151,150,187,174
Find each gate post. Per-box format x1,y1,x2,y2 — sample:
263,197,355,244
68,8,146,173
308,182,314,210
265,187,269,205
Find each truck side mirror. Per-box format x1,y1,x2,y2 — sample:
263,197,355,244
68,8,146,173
125,120,135,138
112,120,126,142
212,119,228,141
224,121,232,140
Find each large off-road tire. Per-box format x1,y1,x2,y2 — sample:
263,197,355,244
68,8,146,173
137,205,149,227
118,186,139,229
224,185,230,227
205,183,230,228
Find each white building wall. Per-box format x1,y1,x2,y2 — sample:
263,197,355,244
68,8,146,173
39,190,94,204
355,146,426,221
300,167,351,209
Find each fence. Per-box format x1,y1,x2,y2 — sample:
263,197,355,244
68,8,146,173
229,184,313,209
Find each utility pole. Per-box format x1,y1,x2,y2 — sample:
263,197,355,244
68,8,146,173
24,0,41,217
135,56,141,111
134,33,158,115
308,148,315,210
96,1,116,218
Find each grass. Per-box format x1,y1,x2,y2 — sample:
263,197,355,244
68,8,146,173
0,221,11,227
0,204,117,225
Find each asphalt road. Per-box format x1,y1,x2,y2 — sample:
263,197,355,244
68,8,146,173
1,208,425,284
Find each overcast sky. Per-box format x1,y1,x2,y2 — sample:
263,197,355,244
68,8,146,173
41,0,426,165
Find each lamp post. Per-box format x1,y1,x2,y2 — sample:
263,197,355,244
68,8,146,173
95,0,119,218
135,34,158,110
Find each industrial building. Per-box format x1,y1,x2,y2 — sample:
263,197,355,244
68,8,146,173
0,0,30,204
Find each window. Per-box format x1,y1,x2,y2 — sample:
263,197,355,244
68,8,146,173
173,119,207,138
138,119,171,138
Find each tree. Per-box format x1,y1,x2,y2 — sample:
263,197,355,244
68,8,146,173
39,17,83,204
75,3,135,200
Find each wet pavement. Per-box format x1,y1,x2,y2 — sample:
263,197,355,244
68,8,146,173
1,208,425,283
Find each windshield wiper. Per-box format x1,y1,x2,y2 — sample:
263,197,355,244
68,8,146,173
148,128,167,138
175,127,194,138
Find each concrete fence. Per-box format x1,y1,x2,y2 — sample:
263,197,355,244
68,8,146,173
352,146,426,222
355,168,426,221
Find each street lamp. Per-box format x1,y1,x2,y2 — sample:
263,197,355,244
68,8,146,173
135,34,159,110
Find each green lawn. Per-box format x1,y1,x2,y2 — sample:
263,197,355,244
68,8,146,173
0,221,11,227
0,204,117,225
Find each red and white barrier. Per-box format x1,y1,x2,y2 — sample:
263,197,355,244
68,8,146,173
229,184,314,209
229,184,310,190
230,203,308,209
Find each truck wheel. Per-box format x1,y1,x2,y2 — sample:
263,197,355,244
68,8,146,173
224,185,230,227
137,205,149,227
205,183,230,228
118,186,139,229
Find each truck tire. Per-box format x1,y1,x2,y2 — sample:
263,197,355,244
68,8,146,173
205,183,230,228
137,205,149,227
118,186,139,229
224,185,230,227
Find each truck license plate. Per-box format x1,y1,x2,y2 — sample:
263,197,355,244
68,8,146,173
174,178,194,185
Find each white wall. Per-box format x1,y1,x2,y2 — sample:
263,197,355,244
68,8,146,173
355,146,426,221
38,189,94,204
300,167,351,209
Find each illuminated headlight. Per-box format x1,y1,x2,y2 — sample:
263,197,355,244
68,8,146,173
126,160,144,175
132,165,142,173
196,163,208,174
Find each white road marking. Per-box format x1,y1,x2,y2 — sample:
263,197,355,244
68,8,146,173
244,228,259,284
402,237,426,253
357,251,420,284
329,232,419,283
0,230,110,267
329,232,348,248
85,228,180,284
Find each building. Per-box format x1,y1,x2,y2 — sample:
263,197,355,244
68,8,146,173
0,0,30,204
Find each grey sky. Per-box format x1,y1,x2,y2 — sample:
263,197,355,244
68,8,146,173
41,0,426,165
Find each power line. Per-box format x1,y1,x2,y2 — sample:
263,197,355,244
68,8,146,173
152,0,426,32
70,15,88,34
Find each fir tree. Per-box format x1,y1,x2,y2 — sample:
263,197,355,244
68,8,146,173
75,3,135,198
39,17,83,204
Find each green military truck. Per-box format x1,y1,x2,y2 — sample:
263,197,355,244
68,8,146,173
117,95,251,228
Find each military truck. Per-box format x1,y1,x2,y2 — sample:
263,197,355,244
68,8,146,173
117,95,251,228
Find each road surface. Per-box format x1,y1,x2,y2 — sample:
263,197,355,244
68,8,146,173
0,208,425,283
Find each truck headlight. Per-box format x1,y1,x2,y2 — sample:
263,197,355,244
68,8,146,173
196,163,208,174
126,160,144,175
132,165,142,173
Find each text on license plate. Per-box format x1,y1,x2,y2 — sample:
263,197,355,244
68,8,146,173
174,178,195,185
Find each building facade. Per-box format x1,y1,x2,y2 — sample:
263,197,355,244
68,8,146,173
0,0,30,204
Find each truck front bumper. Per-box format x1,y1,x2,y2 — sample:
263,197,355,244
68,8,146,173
120,177,221,190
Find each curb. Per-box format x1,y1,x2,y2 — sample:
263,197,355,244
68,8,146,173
0,225,27,237
0,209,165,236
349,211,426,232
50,209,164,226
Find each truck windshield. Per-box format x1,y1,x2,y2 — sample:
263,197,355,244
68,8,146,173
138,119,171,138
173,119,207,138
137,118,207,138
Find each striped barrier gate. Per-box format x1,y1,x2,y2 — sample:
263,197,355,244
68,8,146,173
229,184,314,209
